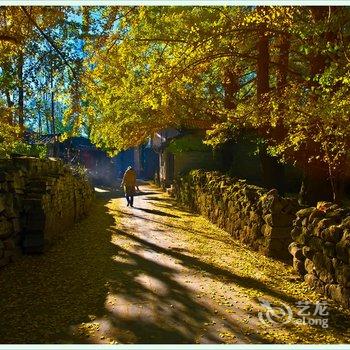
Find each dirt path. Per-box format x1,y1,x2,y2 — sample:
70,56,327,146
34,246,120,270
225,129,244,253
0,184,350,344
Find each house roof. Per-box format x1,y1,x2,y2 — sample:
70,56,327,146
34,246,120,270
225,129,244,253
180,119,214,130
24,131,61,145
151,119,213,152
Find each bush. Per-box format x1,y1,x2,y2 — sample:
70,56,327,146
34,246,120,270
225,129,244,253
69,164,89,179
0,122,21,159
167,134,210,154
11,143,48,159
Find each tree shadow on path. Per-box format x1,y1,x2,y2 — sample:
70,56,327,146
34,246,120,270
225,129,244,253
0,195,116,343
133,207,181,218
0,192,264,344
0,189,349,344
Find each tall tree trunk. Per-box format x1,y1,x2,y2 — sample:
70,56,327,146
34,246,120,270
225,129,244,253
256,19,285,194
256,27,270,100
300,166,333,205
44,92,50,134
276,33,291,95
5,90,13,125
5,91,13,108
45,112,50,134
271,33,290,143
50,63,55,135
298,6,336,205
38,108,42,135
18,52,24,130
50,63,58,156
223,68,240,110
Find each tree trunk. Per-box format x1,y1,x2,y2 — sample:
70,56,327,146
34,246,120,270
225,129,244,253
44,91,50,134
223,68,240,110
256,18,285,194
299,6,341,204
50,63,58,157
45,111,50,134
50,63,55,136
5,90,13,125
5,91,13,108
277,33,290,95
18,52,24,129
298,167,333,206
256,26,269,100
38,110,42,135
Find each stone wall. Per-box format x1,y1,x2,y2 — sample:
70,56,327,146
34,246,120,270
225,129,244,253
172,170,299,260
290,202,350,308
0,156,94,267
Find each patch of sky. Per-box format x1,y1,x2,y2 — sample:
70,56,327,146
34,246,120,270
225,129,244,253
240,71,256,85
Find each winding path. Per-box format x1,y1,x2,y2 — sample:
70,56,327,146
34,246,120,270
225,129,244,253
0,184,350,344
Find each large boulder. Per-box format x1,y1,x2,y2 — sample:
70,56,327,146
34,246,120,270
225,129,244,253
305,258,315,274
288,242,304,260
336,230,350,263
312,252,335,284
293,257,306,275
326,284,350,308
0,218,13,240
335,265,350,288
302,246,315,259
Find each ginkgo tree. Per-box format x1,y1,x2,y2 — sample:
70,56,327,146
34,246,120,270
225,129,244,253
82,5,350,204
82,6,249,150
0,6,85,156
1,5,350,205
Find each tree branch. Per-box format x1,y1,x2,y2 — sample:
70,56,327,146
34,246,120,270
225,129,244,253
20,6,77,80
107,7,138,52
0,34,18,43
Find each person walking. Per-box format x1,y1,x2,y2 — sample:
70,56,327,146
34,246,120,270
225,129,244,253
121,166,137,207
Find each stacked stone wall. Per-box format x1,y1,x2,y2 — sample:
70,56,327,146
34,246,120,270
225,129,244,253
173,170,299,260
173,169,350,308
0,156,94,267
290,203,350,308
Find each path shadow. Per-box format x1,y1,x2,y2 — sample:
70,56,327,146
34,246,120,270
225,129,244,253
103,238,269,344
111,208,207,235
144,194,195,215
112,228,350,341
0,197,117,343
114,229,300,305
95,186,159,202
1,189,349,344
133,207,180,218
143,196,170,202
112,207,238,247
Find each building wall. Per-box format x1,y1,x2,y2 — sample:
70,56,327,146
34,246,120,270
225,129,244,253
115,145,159,180
141,147,159,179
134,147,141,176
174,151,218,177
159,150,219,188
159,150,173,187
